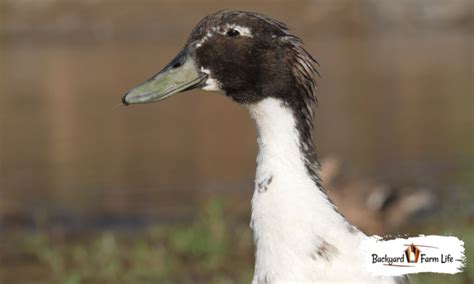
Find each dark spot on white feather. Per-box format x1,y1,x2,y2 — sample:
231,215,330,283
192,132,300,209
347,223,359,234
312,240,338,261
257,175,273,193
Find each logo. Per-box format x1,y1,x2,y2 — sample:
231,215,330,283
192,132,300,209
404,243,421,263
362,235,465,276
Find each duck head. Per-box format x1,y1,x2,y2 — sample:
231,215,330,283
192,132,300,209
122,10,318,106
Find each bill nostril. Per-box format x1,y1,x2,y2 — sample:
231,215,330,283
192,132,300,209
172,62,182,69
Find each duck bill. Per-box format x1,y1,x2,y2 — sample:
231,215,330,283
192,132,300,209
122,50,206,105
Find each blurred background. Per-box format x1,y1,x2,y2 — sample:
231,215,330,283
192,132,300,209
0,0,472,283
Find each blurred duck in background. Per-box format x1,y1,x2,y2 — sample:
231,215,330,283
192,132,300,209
320,157,437,234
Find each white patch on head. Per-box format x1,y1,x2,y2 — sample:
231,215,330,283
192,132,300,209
200,67,223,92
228,24,253,37
221,23,253,37
195,32,214,48
195,24,252,49
195,35,207,48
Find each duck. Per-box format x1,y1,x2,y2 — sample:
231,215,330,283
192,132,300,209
320,157,437,234
122,10,410,284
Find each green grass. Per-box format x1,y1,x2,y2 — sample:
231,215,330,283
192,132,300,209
1,199,253,284
0,199,472,283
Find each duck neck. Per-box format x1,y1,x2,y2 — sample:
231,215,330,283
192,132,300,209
247,97,351,280
249,97,321,189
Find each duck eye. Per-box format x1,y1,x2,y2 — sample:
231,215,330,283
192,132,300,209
226,29,240,37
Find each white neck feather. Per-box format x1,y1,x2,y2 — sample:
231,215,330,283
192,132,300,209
247,98,394,283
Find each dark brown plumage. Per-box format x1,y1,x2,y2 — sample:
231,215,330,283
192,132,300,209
187,10,322,184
